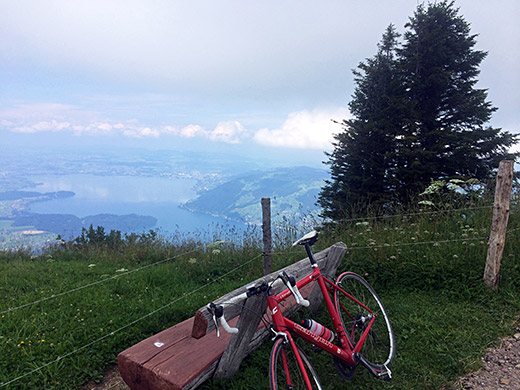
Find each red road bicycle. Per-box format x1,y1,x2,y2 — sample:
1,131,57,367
208,231,395,389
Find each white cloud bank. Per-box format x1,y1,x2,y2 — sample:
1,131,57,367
1,103,349,149
0,103,251,144
254,107,348,150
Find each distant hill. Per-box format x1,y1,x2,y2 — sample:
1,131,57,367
182,166,327,224
9,213,157,238
0,190,74,201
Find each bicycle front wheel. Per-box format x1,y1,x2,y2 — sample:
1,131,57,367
269,337,322,390
334,272,395,369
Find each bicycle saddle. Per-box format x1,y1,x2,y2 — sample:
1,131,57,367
293,230,319,247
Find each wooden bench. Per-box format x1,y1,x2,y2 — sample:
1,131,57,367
118,242,347,390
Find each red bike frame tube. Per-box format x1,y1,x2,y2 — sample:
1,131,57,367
280,347,293,388
329,274,374,314
315,275,353,350
267,268,358,367
287,333,313,389
353,314,377,354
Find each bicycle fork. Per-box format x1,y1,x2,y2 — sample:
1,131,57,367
285,334,314,390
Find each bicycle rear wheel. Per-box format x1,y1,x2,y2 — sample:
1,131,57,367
334,272,395,369
269,337,322,390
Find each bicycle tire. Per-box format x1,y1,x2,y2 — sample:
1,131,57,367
334,272,395,369
269,337,323,390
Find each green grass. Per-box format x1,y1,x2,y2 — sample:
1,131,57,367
1,205,519,389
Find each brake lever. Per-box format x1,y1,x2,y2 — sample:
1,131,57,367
279,272,310,307
208,303,222,337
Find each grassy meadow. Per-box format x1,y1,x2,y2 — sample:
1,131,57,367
1,203,519,389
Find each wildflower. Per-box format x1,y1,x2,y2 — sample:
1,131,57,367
41,339,45,343
212,249,221,255
88,264,96,268
188,258,197,264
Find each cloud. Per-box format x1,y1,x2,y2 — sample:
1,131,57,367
0,101,355,149
161,124,206,138
209,121,248,144
122,127,161,138
253,107,349,150
0,1,420,99
13,120,71,133
0,102,252,144
180,125,205,138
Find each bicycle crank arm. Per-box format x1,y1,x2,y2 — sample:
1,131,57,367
353,353,392,380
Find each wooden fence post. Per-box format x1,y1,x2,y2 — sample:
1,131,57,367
483,160,514,290
262,197,272,276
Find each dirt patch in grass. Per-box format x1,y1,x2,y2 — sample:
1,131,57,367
81,365,129,390
449,325,520,389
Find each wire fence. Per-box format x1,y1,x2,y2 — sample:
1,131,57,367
1,203,517,388
0,253,263,388
333,204,494,224
0,248,200,316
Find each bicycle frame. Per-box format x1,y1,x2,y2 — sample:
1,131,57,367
267,264,377,369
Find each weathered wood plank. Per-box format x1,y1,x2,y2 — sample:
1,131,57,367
119,317,237,390
213,293,268,379
262,197,272,275
118,316,197,390
191,242,347,339
483,160,514,290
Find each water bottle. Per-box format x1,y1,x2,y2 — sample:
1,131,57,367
301,319,335,342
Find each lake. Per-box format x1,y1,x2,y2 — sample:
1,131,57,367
23,174,248,238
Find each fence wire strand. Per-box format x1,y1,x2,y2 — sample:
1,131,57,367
1,247,201,316
333,205,493,224
0,253,263,388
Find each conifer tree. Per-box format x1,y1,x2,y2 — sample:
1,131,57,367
320,25,408,219
319,1,517,221
396,0,517,196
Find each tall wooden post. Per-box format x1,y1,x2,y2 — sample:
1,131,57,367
261,197,272,276
483,160,514,290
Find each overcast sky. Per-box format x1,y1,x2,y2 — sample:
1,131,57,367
1,0,519,163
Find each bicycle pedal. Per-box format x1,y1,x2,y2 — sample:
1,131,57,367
380,365,392,381
353,353,392,380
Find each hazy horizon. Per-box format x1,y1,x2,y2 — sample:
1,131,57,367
2,0,518,162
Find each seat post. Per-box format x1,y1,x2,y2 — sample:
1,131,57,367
304,244,318,267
